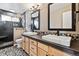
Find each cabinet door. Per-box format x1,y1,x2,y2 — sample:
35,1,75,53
30,44,37,54
48,47,64,56
54,48,64,56
48,47,55,56
21,37,25,50
38,48,48,56
25,37,30,54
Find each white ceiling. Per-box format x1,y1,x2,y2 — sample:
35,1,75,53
0,3,42,14
0,3,27,14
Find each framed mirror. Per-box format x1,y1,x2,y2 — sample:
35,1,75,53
48,3,76,31
31,9,40,31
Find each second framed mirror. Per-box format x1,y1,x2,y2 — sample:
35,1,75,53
48,3,76,31
31,9,40,31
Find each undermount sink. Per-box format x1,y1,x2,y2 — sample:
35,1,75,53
42,34,71,46
23,32,37,36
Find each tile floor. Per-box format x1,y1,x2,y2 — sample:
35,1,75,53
0,46,28,56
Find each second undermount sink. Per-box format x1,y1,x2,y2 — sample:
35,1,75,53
42,34,71,46
23,32,37,36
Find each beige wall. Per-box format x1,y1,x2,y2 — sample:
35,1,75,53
38,3,79,34
39,4,48,31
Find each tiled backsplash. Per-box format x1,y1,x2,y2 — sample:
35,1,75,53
35,31,79,40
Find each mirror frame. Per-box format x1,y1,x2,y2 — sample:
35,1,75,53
31,9,40,31
48,3,76,31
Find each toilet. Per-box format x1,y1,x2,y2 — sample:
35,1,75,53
14,38,23,48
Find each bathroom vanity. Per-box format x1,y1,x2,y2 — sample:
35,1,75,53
20,3,78,56
21,33,79,56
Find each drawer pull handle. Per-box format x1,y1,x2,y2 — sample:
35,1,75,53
32,41,34,43
31,47,34,50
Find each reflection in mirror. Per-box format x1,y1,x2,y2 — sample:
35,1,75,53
34,18,39,29
32,11,39,17
62,11,72,28
48,3,76,31
31,10,40,31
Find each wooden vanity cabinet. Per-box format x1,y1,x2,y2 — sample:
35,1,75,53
21,36,25,50
30,39,38,56
48,46,66,56
30,50,37,56
21,36,70,56
48,46,55,56
30,39,37,46
38,48,48,56
21,37,30,54
24,37,30,54
38,42,48,56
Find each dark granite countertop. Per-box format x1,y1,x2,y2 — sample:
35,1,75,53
22,34,79,56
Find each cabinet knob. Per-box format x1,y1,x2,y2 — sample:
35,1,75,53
46,54,48,56
49,54,54,56
31,47,34,50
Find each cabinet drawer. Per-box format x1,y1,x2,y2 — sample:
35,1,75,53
30,44,37,54
25,37,29,42
30,50,37,56
38,42,48,52
30,39,37,46
38,48,48,56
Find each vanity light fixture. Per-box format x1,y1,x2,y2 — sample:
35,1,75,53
30,4,40,11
